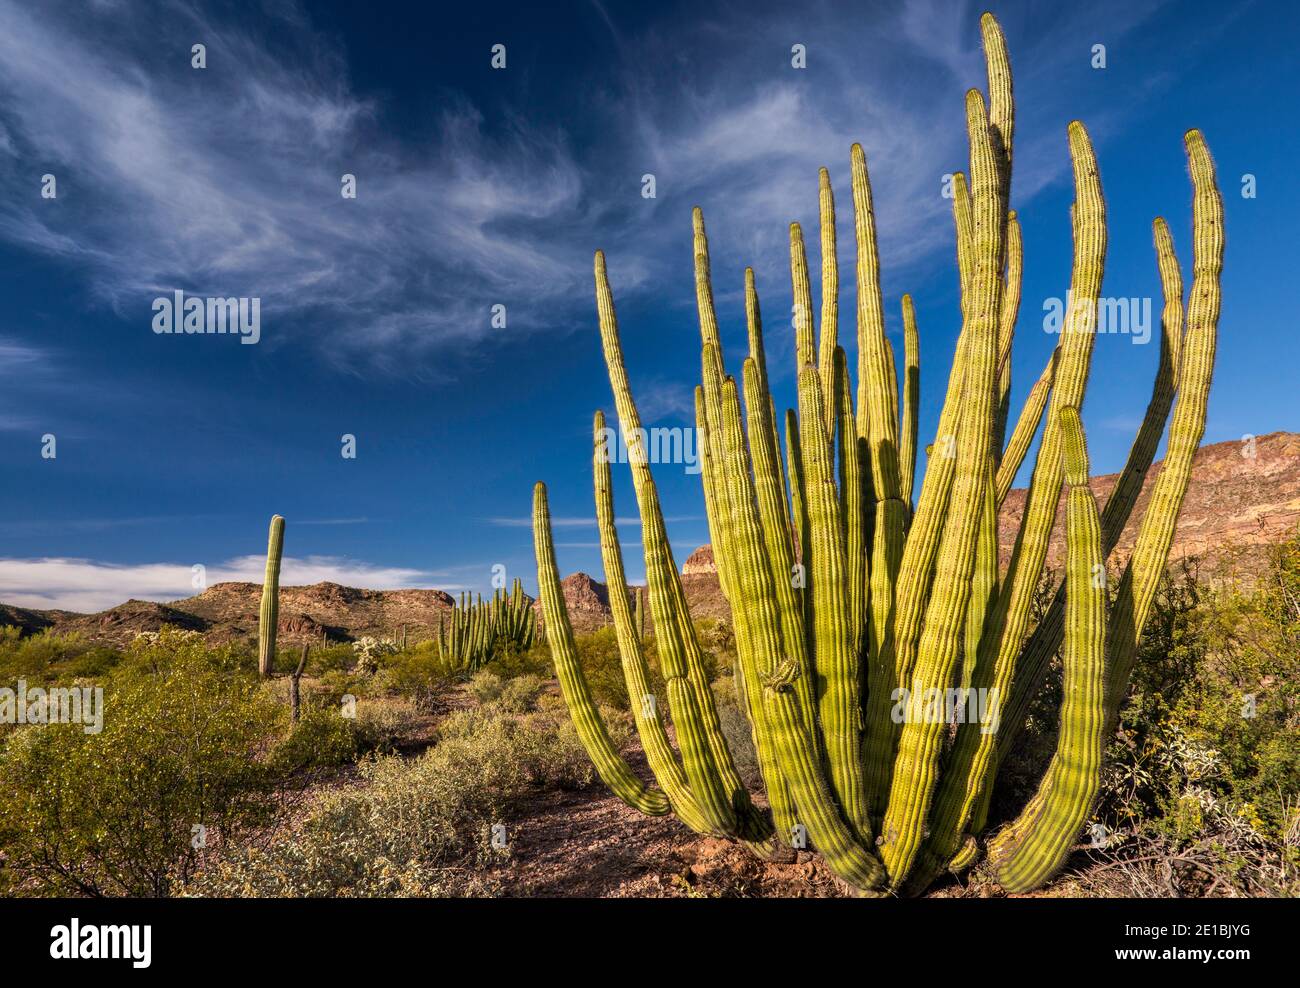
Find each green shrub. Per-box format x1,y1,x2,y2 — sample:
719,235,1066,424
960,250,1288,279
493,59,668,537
354,696,423,754
0,632,282,897
299,642,357,674
485,640,554,679
467,671,545,713
0,627,123,684
376,646,459,709
272,705,362,772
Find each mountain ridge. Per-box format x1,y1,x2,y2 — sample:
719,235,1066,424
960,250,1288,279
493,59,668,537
4,431,1296,643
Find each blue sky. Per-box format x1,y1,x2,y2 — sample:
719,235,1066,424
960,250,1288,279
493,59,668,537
0,0,1294,611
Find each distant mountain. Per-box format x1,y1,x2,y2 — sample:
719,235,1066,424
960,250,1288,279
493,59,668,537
562,430,1300,629
5,433,1296,644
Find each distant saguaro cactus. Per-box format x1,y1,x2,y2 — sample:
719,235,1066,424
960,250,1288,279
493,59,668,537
258,514,284,679
533,11,1223,895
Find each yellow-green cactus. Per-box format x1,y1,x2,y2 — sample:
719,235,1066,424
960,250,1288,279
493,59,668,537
533,11,1223,895
993,407,1106,893
258,514,284,679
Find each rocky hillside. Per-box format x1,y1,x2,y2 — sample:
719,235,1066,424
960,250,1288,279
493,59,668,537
10,582,458,648
587,430,1300,627
998,430,1299,578
4,432,1295,645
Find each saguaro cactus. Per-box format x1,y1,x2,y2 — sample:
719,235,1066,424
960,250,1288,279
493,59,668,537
533,11,1223,895
258,514,285,679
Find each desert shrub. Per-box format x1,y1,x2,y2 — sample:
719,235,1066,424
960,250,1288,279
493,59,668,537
185,704,597,897
271,693,424,770
0,627,122,683
315,667,379,705
492,675,545,714
467,670,507,705
560,626,663,711
354,695,423,753
486,640,554,679
377,645,459,709
0,633,282,897
272,704,362,771
1099,549,1300,843
301,642,357,674
468,671,544,713
696,618,736,673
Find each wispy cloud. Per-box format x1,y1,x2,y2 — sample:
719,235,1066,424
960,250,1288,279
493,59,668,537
0,0,1179,380
0,554,441,612
0,0,588,374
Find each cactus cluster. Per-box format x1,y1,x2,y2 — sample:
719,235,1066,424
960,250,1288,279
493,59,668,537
533,12,1223,894
436,580,539,672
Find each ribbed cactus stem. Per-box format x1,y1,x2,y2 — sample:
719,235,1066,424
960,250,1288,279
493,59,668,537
738,306,823,768
797,361,872,844
995,348,1056,505
713,375,800,836
850,143,906,700
258,514,284,679
952,170,973,299
592,412,714,833
536,12,1223,898
995,406,1105,892
880,89,1004,885
817,166,840,431
899,294,920,510
915,120,1106,881
994,212,1024,456
991,209,1189,781
1103,129,1222,729
533,482,669,816
790,222,817,369
596,249,762,837
861,173,976,817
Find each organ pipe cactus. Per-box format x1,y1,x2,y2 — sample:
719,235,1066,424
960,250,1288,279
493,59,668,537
532,11,1223,894
436,579,538,672
258,514,284,679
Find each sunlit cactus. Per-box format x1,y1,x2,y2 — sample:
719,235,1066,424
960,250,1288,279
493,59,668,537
436,579,538,672
533,11,1223,894
258,514,284,679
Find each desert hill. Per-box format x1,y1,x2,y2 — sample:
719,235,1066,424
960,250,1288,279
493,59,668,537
4,432,1296,645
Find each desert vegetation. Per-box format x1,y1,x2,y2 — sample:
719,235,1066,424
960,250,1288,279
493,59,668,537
0,534,1295,897
0,10,1293,905
533,11,1236,896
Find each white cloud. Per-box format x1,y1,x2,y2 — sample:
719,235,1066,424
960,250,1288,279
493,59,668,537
0,0,588,373
0,554,439,613
0,0,1184,380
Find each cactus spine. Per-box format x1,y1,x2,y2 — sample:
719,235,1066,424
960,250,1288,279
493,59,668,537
535,11,1223,895
258,514,284,679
